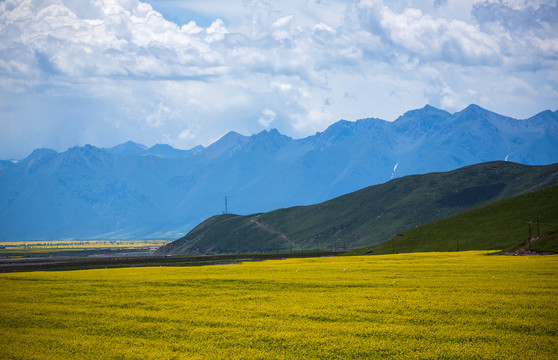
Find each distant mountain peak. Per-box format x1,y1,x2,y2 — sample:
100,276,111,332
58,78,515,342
322,119,354,134
68,144,102,153
65,144,106,159
205,131,249,157
143,143,194,159
464,103,483,110
392,105,451,137
395,104,450,123
414,104,445,113
120,140,146,148
149,143,174,151
528,109,557,120
537,109,554,116
212,131,249,148
247,128,293,153
456,104,490,116
452,105,516,126
221,131,248,141
24,148,57,161
326,119,351,129
108,141,147,157
267,128,282,136
252,128,291,140
410,104,447,114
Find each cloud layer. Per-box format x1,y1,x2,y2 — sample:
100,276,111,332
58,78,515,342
1,0,557,158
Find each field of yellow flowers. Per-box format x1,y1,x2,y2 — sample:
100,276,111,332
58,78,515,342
0,251,556,359
0,239,169,252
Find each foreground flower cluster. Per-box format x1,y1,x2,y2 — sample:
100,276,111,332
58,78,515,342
0,251,556,359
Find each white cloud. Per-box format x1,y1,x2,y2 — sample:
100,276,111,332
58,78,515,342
271,14,293,40
313,23,335,33
472,0,558,70
272,14,293,28
258,109,276,127
0,0,557,159
271,81,292,92
292,108,334,134
178,126,199,141
0,0,223,80
205,19,228,42
348,1,502,65
145,102,171,128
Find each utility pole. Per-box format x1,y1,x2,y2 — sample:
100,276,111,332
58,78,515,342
528,222,532,251
537,213,540,238
225,196,228,214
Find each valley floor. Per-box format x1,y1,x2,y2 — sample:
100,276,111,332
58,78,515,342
0,251,556,359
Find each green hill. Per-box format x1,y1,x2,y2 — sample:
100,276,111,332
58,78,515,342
347,183,558,256
157,162,558,255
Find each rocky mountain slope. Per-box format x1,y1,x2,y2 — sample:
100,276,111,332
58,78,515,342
1,104,557,241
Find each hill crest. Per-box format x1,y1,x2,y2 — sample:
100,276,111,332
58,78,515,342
156,161,558,255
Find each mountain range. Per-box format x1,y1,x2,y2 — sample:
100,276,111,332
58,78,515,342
1,104,557,241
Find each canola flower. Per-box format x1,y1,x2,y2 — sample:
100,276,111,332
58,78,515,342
1,239,169,249
0,251,556,359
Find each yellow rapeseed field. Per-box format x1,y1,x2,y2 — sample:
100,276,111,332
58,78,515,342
0,239,169,250
0,251,556,359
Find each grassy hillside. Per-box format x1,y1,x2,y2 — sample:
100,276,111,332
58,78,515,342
347,183,558,256
157,161,558,255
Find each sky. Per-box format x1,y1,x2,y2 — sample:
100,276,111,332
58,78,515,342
1,0,557,159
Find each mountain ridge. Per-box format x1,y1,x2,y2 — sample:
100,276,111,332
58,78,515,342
1,104,557,241
346,183,558,255
156,161,558,255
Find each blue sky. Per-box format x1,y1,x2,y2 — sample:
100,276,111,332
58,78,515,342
1,0,557,159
